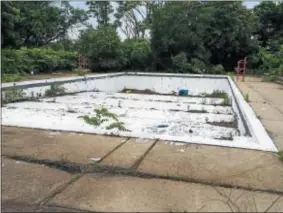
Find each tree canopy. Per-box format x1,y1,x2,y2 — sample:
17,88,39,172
1,1,283,80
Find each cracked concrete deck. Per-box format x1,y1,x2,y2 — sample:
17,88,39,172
236,76,283,150
2,76,283,212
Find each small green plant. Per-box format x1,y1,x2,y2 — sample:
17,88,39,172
209,90,231,106
3,88,25,103
244,93,250,102
106,121,130,131
72,68,90,76
94,108,118,121
278,150,283,162
45,84,66,97
79,115,108,126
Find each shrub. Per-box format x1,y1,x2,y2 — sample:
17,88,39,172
2,74,26,83
212,64,225,74
2,48,78,75
171,52,190,73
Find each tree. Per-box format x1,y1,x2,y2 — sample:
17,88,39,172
254,2,283,49
86,1,113,27
114,1,154,39
77,25,123,71
151,1,258,71
121,38,152,69
1,1,88,48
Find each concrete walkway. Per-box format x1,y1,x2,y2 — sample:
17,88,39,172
236,76,283,150
2,125,283,212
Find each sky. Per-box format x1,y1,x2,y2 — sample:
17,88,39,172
68,1,260,40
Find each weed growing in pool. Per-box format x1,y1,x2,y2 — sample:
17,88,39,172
79,107,129,131
94,108,118,121
45,84,66,97
244,93,250,102
3,88,25,103
206,90,231,106
79,115,107,126
106,121,130,131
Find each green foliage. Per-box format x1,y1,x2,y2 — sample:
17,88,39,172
212,65,225,74
244,93,250,102
72,68,90,76
79,107,129,131
3,88,25,103
171,52,190,73
94,108,119,121
151,2,258,71
2,74,26,83
45,84,66,97
1,1,88,48
79,115,107,126
121,38,152,70
261,45,283,81
77,26,123,71
106,121,130,131
209,90,231,106
86,1,113,27
2,48,78,75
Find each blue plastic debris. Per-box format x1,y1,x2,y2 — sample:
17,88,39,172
178,89,189,96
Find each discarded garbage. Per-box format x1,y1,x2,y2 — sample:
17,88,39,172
179,89,189,96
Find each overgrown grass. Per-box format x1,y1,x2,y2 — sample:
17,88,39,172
72,68,90,76
45,84,66,97
208,90,231,106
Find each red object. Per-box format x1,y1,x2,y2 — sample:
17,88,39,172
237,57,247,82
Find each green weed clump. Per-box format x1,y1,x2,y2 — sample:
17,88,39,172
79,107,130,131
244,93,250,102
208,90,231,106
3,88,25,103
45,84,66,97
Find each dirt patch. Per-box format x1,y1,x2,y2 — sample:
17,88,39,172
120,88,166,95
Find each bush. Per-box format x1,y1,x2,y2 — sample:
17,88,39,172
2,74,26,83
2,48,78,75
77,26,123,71
260,45,283,81
212,64,225,74
171,52,190,73
121,38,152,70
